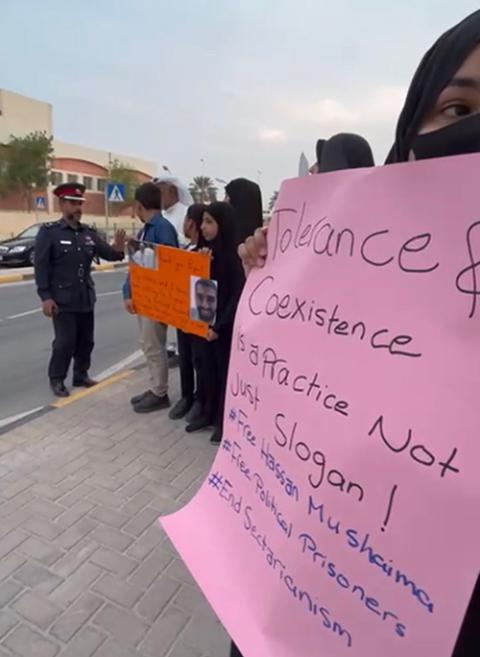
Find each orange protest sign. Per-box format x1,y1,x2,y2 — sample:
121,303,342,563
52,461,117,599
129,245,211,337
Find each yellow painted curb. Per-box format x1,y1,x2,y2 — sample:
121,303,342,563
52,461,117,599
0,274,27,284
51,370,133,408
93,264,115,272
0,262,125,285
92,263,128,272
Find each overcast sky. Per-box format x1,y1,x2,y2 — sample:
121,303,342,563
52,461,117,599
1,1,478,202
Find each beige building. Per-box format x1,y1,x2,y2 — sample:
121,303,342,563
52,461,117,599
0,89,53,142
0,89,157,238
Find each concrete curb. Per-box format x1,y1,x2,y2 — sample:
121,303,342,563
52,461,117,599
0,261,127,285
0,366,137,436
0,361,151,436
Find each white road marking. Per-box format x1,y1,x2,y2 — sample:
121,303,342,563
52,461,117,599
2,289,121,321
0,350,143,430
94,350,143,381
97,291,122,298
7,308,42,320
0,406,44,429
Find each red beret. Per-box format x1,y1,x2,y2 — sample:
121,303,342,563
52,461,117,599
54,183,86,201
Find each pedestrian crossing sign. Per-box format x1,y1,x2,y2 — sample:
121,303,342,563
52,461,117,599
106,183,126,203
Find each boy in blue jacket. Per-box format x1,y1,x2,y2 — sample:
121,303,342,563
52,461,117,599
123,182,178,413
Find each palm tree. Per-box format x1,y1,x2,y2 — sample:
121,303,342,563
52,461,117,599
189,176,218,204
268,190,279,212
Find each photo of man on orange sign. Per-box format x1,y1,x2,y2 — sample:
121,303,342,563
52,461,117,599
190,277,218,324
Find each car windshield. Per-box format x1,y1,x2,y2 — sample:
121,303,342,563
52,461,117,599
17,226,39,239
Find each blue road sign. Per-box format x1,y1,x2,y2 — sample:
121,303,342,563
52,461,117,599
35,196,47,210
106,183,126,203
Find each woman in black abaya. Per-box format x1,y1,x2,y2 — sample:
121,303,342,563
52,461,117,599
225,178,263,245
200,202,245,444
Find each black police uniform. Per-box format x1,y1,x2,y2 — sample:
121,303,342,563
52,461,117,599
34,218,124,386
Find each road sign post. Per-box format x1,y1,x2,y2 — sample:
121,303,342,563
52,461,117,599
106,183,126,203
35,196,47,210
105,183,126,234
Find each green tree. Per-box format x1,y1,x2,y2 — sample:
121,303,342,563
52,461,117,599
108,159,139,216
268,190,279,212
189,176,217,203
2,132,53,211
0,145,9,198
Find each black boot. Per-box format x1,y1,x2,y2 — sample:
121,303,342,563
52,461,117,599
50,381,70,398
73,376,98,388
185,400,203,423
169,397,193,420
185,416,212,433
210,427,222,444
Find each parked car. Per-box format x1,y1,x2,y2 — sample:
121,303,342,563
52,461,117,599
0,224,39,266
0,224,110,267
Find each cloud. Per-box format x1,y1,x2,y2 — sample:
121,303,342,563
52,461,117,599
258,128,287,143
284,85,406,129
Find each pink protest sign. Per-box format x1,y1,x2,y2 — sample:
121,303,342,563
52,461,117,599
161,154,480,657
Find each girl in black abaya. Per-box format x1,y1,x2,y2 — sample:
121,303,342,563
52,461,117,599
200,202,245,444
225,178,263,245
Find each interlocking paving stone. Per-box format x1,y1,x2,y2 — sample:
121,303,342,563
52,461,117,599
0,372,228,657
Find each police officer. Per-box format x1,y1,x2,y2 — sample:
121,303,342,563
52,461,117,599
34,182,126,397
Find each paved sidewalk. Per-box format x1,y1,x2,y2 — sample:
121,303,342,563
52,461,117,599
0,370,229,657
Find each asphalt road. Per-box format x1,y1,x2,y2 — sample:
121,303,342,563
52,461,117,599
0,270,140,425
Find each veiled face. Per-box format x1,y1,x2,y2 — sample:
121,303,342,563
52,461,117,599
419,45,480,134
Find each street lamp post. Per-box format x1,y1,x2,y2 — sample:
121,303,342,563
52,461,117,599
200,158,206,202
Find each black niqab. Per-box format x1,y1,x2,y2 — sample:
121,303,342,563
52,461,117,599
225,178,263,244
319,133,374,172
387,10,480,163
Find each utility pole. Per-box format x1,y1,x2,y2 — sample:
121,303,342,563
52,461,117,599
105,152,112,232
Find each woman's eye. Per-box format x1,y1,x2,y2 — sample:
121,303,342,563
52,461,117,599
442,103,472,118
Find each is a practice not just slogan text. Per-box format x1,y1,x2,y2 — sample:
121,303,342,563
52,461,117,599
162,156,480,657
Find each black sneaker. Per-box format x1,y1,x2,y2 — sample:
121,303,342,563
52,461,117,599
185,400,203,424
168,398,193,420
130,390,150,406
133,391,170,414
185,415,212,433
